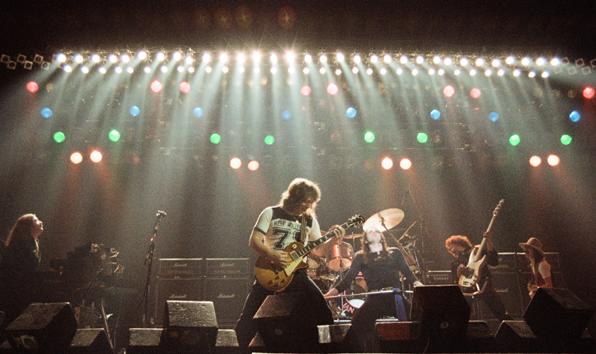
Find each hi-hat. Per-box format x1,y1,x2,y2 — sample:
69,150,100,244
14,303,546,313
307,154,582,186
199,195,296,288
363,208,405,232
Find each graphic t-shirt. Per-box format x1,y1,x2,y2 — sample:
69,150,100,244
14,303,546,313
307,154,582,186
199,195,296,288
254,206,322,250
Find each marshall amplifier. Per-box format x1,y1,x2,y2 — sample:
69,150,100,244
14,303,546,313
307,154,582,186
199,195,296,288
205,258,250,277
515,252,560,272
424,270,452,285
158,258,203,279
490,252,518,272
154,279,203,325
203,277,251,328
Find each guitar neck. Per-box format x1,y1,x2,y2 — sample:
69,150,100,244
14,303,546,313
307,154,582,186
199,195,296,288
478,199,504,252
295,220,352,257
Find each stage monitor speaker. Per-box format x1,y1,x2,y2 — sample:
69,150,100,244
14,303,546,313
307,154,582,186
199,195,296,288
214,329,239,354
524,287,594,340
253,292,328,351
472,271,524,319
163,300,218,352
68,328,112,354
376,320,423,352
154,278,202,325
203,277,250,328
410,285,470,339
127,328,164,354
495,320,541,352
5,302,77,353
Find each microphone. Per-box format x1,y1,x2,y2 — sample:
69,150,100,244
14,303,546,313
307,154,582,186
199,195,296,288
156,210,167,218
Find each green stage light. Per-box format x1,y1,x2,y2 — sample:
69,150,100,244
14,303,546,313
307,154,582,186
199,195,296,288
416,132,429,144
210,133,222,145
264,135,275,145
560,134,572,146
363,130,376,144
53,131,66,143
108,129,121,142
508,134,521,146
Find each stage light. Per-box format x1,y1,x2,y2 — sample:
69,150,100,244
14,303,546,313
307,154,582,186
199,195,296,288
513,69,521,77
26,81,39,93
271,67,278,74
302,67,310,74
560,134,573,145
469,69,477,76
411,69,419,76
383,54,392,63
353,54,362,64
70,152,83,164
99,67,107,74
444,57,453,65
370,55,379,64
335,68,343,76
40,107,53,119
205,66,213,73
90,150,103,163
188,66,195,73
327,83,339,95
319,54,328,64
395,68,403,75
438,68,445,76
247,160,260,171
443,85,455,98
568,110,581,122
143,66,151,74
73,54,84,64
529,155,542,167
488,112,500,122
300,85,312,96
346,107,358,119
264,135,275,145
304,53,312,63
172,51,182,62
193,107,204,118
202,52,211,63
63,65,73,72
536,57,546,66
460,57,469,66
583,85,595,99
219,52,229,63
366,68,373,75
282,110,291,120
550,57,561,66
209,133,222,144
129,105,141,117
521,57,531,66
81,66,90,74
121,53,131,63
179,81,191,94
108,129,121,142
91,54,101,63
378,68,386,75
528,71,536,78
484,69,492,77
352,67,359,74
363,130,376,144
53,131,66,144
137,50,148,60
108,54,118,63
416,132,429,144
336,53,345,62
160,66,168,73
505,56,515,65
56,53,67,63
126,67,134,74
229,157,242,169
509,134,521,146
470,88,481,99
428,68,436,75
150,80,162,93
399,158,412,170
236,52,246,64
433,55,441,64
430,109,441,120
475,57,485,67
547,154,560,166
115,66,123,74
399,55,408,64
177,66,185,73
381,157,393,170
491,58,501,67
541,71,550,78
497,69,505,76
454,69,461,76
415,55,424,64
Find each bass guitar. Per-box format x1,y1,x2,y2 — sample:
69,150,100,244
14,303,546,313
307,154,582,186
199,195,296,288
458,199,504,294
255,214,364,292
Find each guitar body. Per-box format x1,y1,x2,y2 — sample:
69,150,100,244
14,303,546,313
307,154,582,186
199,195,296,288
254,242,309,292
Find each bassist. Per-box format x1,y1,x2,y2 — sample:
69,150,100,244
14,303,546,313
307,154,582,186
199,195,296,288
235,178,345,352
445,233,511,321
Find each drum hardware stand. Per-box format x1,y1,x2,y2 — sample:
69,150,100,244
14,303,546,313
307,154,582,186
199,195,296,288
140,210,167,327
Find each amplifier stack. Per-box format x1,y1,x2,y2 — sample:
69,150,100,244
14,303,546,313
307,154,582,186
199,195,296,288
154,258,251,328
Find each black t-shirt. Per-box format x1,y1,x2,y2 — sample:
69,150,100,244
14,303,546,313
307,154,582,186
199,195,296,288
334,247,414,293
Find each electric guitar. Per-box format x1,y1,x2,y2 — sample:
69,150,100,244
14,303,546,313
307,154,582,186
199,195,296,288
254,214,364,292
458,199,504,294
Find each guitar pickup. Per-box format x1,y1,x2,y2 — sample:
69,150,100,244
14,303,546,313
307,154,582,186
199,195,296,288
289,251,299,260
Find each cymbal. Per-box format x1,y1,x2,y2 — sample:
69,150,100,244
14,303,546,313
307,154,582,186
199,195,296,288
363,208,405,232
343,232,364,240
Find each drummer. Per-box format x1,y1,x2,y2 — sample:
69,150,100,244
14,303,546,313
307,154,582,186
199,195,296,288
324,228,421,352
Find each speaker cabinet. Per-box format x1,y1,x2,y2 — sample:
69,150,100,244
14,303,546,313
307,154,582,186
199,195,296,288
5,302,77,353
524,288,594,340
471,272,524,320
163,300,218,352
127,328,164,354
203,277,250,328
68,328,112,354
154,278,202,325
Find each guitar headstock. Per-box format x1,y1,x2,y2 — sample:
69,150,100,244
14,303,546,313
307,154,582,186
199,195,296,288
493,199,505,216
346,214,365,229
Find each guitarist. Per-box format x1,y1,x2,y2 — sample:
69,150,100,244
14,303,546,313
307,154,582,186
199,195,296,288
445,233,511,321
235,178,345,351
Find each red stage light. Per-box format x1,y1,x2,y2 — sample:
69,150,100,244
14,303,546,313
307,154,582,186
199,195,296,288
443,85,455,98
469,88,481,99
26,81,39,93
150,80,163,93
381,157,394,170
89,150,103,163
70,152,83,165
529,155,542,167
583,85,595,100
179,81,191,94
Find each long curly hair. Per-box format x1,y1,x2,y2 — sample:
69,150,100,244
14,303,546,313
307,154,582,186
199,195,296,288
4,213,37,247
279,178,321,216
444,234,473,251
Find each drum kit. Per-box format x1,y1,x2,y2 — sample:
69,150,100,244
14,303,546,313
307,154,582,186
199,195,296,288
308,208,422,319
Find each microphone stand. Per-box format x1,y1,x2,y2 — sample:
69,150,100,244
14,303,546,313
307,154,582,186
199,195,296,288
141,211,166,326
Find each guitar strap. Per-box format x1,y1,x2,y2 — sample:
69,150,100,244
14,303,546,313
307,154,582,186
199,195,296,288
299,214,307,243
